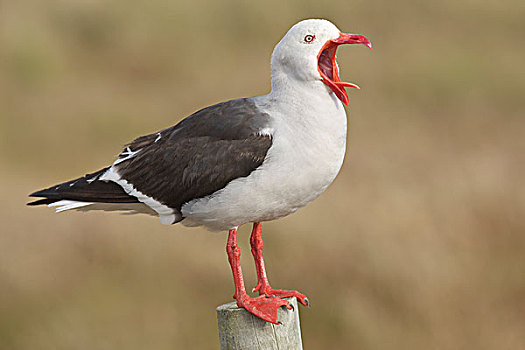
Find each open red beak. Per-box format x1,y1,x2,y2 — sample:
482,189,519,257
317,33,372,105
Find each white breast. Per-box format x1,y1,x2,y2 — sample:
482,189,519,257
181,85,348,232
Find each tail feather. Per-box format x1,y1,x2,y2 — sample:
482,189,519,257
48,200,93,212
28,167,139,206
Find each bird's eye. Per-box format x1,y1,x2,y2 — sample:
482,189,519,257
304,34,315,43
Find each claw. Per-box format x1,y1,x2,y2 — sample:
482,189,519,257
257,287,310,307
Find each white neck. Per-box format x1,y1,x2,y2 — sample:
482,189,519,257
266,69,344,118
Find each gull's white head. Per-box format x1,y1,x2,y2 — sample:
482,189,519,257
271,19,372,105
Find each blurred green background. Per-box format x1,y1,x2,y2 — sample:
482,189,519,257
1,0,524,349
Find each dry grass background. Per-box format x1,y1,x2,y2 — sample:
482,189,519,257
1,0,524,349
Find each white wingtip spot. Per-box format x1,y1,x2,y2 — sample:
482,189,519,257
113,147,141,165
257,127,274,136
86,175,99,184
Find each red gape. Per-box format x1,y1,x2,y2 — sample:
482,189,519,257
250,222,310,307
226,228,291,324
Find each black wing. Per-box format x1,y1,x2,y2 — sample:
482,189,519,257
29,98,272,219
115,98,272,213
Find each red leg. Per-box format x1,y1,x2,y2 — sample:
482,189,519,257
226,228,291,324
250,223,310,306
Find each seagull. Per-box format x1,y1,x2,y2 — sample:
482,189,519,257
28,19,371,324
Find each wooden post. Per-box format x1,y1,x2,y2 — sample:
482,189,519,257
216,297,303,350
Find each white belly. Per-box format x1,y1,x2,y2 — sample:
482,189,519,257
181,94,348,231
